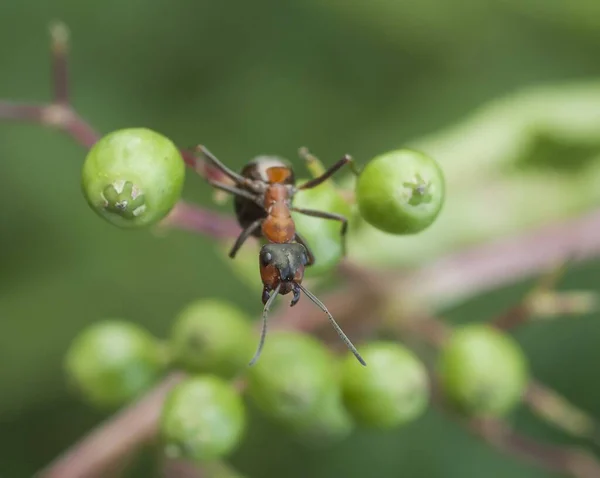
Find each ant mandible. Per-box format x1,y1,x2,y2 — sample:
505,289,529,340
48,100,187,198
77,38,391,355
192,145,366,367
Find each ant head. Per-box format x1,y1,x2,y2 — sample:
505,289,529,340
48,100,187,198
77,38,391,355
251,242,366,368
242,156,296,186
259,243,308,294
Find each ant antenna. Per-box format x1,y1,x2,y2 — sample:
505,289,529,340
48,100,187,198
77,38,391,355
297,283,367,366
249,284,281,366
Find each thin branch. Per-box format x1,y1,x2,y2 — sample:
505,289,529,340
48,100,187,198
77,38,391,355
157,200,241,240
524,381,600,445
50,21,70,104
468,416,600,478
0,101,46,122
492,258,570,330
46,105,100,148
0,22,226,181
427,373,600,478
37,372,186,478
400,208,600,309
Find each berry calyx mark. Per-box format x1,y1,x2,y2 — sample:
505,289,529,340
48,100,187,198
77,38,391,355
403,174,433,207
101,180,146,218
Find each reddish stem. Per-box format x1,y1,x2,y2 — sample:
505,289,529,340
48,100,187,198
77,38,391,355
50,22,70,104
0,101,46,122
158,201,240,240
37,373,185,478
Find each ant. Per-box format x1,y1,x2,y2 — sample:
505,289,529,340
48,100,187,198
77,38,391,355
193,145,353,262
192,145,366,366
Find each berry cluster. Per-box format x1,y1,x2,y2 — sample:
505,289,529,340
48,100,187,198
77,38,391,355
64,294,530,465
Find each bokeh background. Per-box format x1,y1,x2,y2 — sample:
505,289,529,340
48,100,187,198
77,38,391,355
2,0,600,476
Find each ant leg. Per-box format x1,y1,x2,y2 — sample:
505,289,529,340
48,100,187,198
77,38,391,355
229,218,263,258
294,232,316,266
207,179,261,205
193,145,249,185
292,208,348,256
296,153,357,190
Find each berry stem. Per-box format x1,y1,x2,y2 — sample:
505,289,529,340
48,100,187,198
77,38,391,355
157,200,240,240
524,381,600,445
0,101,46,122
399,208,600,312
50,21,70,104
466,415,600,478
37,372,186,478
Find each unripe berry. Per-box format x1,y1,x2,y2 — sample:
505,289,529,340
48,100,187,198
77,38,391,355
437,324,529,416
246,332,337,424
340,341,429,428
169,299,255,378
64,320,165,408
81,128,185,228
161,376,246,462
355,149,445,234
292,178,352,276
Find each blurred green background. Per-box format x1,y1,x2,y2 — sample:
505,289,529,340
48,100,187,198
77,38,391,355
2,0,600,476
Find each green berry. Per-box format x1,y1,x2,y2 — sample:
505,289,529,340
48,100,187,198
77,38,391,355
355,149,445,234
161,375,246,462
169,299,255,378
437,324,529,417
81,128,185,228
292,178,353,276
246,332,337,424
340,341,429,428
64,320,165,408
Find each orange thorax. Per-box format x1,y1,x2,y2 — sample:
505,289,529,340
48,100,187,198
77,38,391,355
261,184,295,243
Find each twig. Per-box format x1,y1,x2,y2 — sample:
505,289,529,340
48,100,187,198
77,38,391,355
0,21,225,178
427,373,600,478
0,102,46,122
400,208,600,309
524,381,600,445
37,372,186,478
468,416,600,478
157,201,241,240
50,21,70,104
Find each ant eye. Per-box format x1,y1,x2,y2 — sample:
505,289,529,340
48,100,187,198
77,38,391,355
260,251,273,266
300,252,308,265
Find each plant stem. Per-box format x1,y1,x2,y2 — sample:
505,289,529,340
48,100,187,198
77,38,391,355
37,372,186,478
